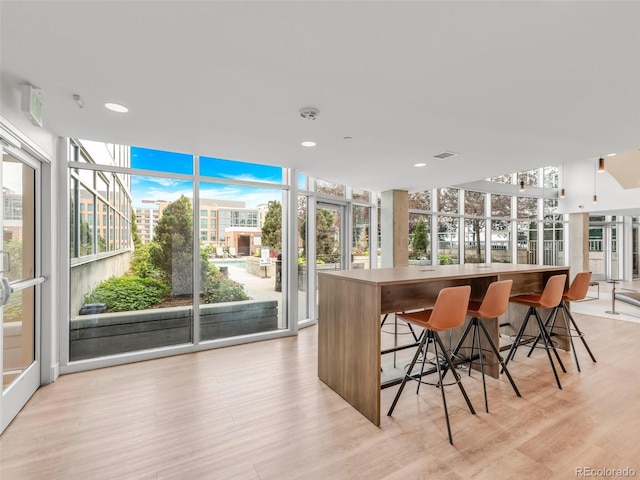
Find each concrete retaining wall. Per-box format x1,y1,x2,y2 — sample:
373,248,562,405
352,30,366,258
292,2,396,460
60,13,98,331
70,251,132,316
70,299,278,361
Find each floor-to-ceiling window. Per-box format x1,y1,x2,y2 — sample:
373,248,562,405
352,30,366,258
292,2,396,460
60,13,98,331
490,194,511,263
404,166,566,267
543,199,564,266
437,188,460,264
464,191,486,263
408,190,432,265
67,143,291,364
65,140,377,366
517,196,538,264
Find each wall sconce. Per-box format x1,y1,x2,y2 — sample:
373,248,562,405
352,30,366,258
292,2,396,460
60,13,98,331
598,157,605,173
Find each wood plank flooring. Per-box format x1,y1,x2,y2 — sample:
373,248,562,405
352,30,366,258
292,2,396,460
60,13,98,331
1,312,640,479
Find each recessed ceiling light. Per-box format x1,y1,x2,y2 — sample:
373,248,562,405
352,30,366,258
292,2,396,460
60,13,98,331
414,163,426,167
105,102,128,113
301,141,316,147
606,153,617,157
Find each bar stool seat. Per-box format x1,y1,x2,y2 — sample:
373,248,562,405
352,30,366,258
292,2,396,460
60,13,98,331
451,279,521,413
504,274,567,390
387,285,475,445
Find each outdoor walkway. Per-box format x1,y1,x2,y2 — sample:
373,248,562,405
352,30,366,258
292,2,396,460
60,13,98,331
211,257,309,324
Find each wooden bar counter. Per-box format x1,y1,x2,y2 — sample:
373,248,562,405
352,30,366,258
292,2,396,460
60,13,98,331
317,264,570,426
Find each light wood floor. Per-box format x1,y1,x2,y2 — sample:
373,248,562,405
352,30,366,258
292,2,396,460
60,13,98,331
2,312,640,480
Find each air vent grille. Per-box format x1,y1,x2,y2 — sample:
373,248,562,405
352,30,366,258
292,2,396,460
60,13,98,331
433,151,458,160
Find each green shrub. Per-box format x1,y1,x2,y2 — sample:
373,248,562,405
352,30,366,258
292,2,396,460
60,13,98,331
202,275,250,303
129,242,165,281
84,276,169,312
438,253,454,265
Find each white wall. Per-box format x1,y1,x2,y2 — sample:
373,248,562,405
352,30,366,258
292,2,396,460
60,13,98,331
559,159,640,215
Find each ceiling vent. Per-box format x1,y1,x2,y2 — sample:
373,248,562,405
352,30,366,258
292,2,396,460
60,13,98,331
433,151,458,160
299,107,320,120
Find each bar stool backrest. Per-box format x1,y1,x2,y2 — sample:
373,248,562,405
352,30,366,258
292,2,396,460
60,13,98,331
564,271,592,302
538,274,567,308
477,279,513,319
425,285,471,331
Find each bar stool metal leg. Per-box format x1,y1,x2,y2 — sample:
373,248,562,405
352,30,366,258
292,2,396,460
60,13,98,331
561,301,597,363
504,308,533,365
476,319,521,402
532,309,564,389
527,306,566,373
387,331,428,416
543,303,581,372
433,331,475,445
452,317,521,413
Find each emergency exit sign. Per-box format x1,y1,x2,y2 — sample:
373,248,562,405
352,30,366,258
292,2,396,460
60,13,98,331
21,84,43,127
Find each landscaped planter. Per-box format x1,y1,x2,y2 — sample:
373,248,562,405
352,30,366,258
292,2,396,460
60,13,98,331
245,256,275,278
70,299,278,361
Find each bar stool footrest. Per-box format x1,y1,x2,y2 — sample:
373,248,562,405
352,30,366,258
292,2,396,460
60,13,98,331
453,346,501,368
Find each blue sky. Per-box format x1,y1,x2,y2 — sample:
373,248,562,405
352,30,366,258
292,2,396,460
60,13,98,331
130,147,283,208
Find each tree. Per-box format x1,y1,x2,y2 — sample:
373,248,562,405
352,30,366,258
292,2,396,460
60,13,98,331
261,200,282,254
150,195,193,295
356,225,369,253
410,218,429,257
297,196,307,258
299,208,337,262
408,191,431,211
438,187,459,213
78,218,93,256
316,209,337,262
464,191,485,261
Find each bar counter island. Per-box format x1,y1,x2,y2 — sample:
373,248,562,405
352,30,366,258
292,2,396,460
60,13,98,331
317,263,570,426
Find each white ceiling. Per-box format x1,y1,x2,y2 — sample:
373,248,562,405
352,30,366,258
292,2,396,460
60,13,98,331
2,1,639,194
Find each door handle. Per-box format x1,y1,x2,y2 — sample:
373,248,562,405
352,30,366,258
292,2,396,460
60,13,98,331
0,277,11,306
0,250,10,273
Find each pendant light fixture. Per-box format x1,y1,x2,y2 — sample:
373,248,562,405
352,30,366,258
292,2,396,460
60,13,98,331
598,157,605,173
560,164,565,198
593,160,598,203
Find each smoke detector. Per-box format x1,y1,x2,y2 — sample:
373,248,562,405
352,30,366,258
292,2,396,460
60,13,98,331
299,107,320,120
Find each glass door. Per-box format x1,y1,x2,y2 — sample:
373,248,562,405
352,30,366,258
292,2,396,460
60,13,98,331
633,219,639,279
316,203,347,271
589,218,622,281
314,202,347,320
588,225,606,281
1,148,44,433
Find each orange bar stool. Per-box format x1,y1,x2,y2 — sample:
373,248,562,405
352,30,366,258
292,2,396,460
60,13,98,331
450,279,521,413
387,285,475,445
504,274,567,390
527,271,596,371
